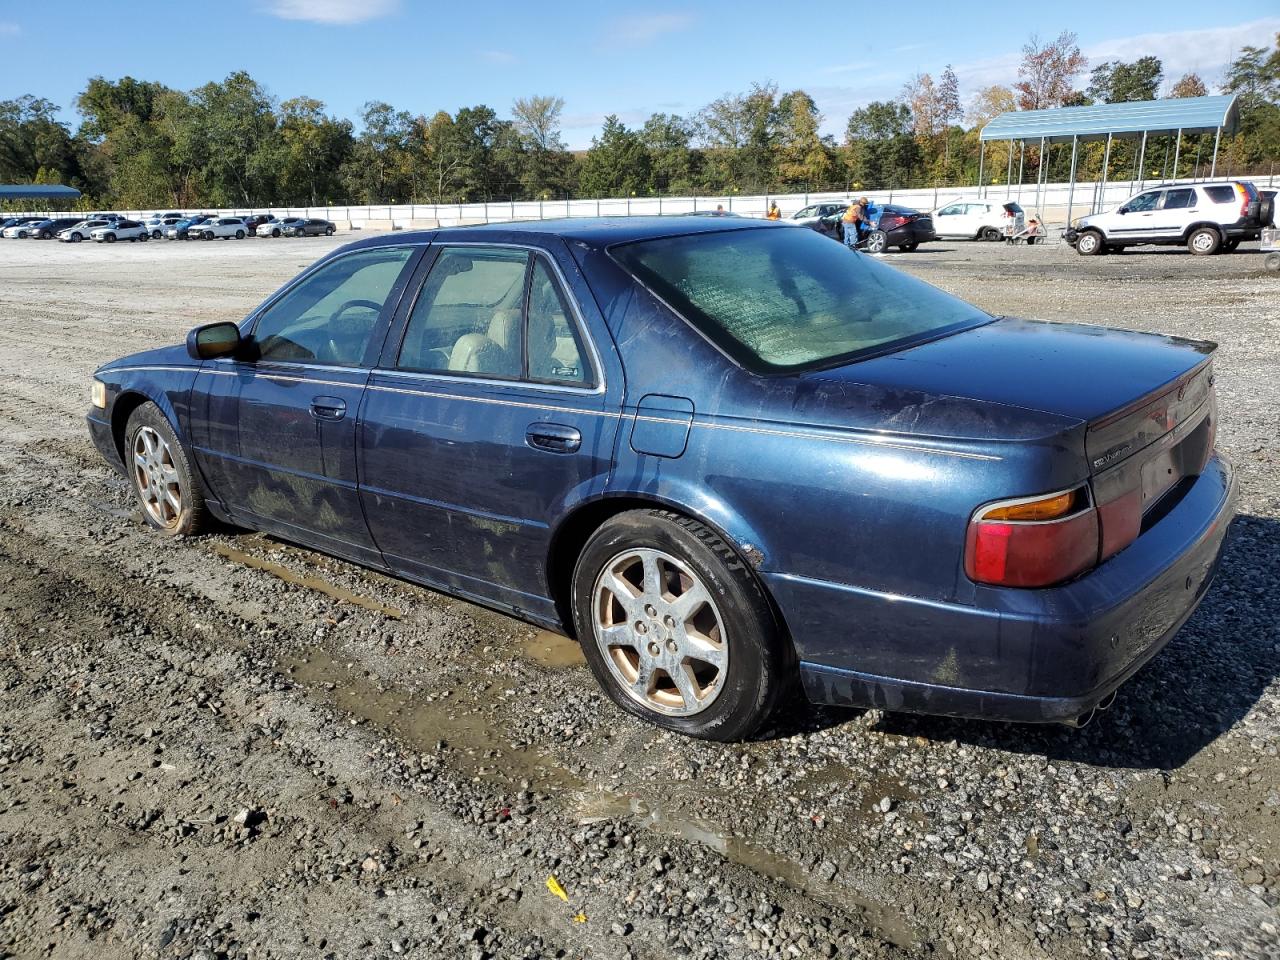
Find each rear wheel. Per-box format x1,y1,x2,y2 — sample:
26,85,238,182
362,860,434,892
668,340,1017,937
981,226,1002,242
572,510,790,741
1075,230,1103,255
126,402,208,537
1187,226,1221,256
899,242,919,252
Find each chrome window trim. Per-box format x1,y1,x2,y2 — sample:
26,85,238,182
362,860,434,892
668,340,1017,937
390,240,606,397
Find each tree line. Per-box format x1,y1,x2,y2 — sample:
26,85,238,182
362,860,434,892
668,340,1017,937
2,31,1277,210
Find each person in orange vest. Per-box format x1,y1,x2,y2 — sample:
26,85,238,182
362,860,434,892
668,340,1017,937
841,197,867,248
766,201,781,220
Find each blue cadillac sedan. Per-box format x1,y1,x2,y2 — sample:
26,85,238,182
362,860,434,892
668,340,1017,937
87,218,1236,740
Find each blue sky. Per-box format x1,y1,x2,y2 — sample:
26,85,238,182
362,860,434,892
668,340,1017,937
1,1,1277,147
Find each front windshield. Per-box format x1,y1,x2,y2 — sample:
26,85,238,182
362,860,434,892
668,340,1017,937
610,225,990,373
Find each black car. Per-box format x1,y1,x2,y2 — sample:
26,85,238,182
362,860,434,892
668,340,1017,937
28,217,84,239
818,204,936,253
280,217,337,237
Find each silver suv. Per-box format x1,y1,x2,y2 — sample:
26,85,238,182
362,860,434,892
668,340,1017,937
1066,181,1267,256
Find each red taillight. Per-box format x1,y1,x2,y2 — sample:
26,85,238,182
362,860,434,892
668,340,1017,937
1235,183,1249,218
1096,486,1142,561
881,214,907,229
964,487,1099,588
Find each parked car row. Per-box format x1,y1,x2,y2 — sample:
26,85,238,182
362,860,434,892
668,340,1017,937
0,213,337,244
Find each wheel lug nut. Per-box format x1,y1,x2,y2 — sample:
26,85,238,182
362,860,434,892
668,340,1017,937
635,621,648,634
644,604,657,617
665,640,678,653
663,615,676,628
647,642,661,657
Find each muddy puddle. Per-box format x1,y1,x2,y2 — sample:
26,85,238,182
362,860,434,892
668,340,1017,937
520,629,586,668
212,543,404,619
281,646,583,790
573,791,915,949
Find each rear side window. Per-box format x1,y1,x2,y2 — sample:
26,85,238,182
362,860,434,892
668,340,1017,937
252,246,414,365
1204,186,1235,204
398,247,529,379
1163,188,1196,210
612,226,989,373
527,258,591,386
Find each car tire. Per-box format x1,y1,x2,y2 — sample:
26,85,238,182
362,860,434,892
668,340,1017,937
571,509,791,741
104,233,116,243
151,230,161,239
70,234,81,243
1187,226,1221,256
899,242,919,252
1025,237,1036,245
139,233,148,242
270,229,280,238
201,232,211,241
865,230,888,254
981,227,1002,242
235,229,245,239
1075,230,1103,256
125,402,209,537
325,226,335,236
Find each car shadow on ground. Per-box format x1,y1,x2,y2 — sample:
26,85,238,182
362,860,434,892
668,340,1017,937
765,514,1279,770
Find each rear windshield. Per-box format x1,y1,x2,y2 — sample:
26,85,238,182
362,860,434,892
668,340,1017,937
611,226,989,373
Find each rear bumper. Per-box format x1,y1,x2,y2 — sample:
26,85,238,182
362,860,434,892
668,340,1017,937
886,223,936,245
775,453,1236,724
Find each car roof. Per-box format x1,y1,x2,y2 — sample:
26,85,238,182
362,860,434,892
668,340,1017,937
347,215,778,253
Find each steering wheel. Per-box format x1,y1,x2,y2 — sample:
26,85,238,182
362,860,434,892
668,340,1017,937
324,299,382,362
328,299,382,324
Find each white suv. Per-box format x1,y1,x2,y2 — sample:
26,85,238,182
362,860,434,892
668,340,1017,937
932,199,1025,241
1067,181,1266,256
90,220,150,243
193,217,249,240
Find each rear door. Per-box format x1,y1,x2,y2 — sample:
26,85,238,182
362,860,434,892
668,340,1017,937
358,240,622,621
1153,186,1197,238
191,244,421,566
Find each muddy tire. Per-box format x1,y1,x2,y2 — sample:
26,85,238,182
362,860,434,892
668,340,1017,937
125,402,209,537
1187,226,1221,256
981,227,1002,242
571,510,791,741
1075,230,1103,256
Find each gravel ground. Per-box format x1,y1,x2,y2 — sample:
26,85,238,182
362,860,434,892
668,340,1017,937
0,232,1277,960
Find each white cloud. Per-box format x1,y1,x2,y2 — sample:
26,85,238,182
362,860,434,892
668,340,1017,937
480,49,517,64
263,0,398,25
946,17,1280,96
607,12,695,47
0,21,20,35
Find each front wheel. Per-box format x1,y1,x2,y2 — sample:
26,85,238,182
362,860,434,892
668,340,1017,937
104,233,117,243
1075,230,1103,256
325,226,335,236
138,233,148,242
126,402,209,536
235,229,245,239
70,234,82,243
572,510,791,741
151,230,162,239
865,230,888,254
1187,226,1221,256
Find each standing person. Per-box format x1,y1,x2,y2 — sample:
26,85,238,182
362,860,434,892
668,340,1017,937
766,201,781,220
841,198,866,248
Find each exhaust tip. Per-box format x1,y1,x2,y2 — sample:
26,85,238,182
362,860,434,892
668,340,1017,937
1063,708,1096,729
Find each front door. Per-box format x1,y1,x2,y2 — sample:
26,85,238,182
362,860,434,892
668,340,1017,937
1110,189,1162,241
191,244,420,565
934,202,969,238
358,242,621,622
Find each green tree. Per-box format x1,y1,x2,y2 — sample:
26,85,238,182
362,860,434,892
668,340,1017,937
579,115,650,197
641,113,700,194
775,90,833,190
1087,57,1163,103
188,72,280,206
341,101,415,203
843,101,921,188
511,95,572,198
276,97,352,205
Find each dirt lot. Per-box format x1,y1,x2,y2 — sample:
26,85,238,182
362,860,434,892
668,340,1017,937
0,232,1277,960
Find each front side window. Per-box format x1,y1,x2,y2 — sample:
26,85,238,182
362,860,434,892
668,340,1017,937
398,247,529,378
938,204,963,216
1124,192,1160,213
612,226,990,373
1162,188,1196,210
252,246,415,365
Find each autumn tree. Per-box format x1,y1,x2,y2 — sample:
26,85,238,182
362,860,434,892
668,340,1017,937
843,101,920,188
775,90,833,189
511,94,572,197
1169,73,1208,98
1014,31,1087,110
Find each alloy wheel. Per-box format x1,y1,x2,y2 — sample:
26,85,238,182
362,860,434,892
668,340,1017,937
132,426,183,529
592,548,728,717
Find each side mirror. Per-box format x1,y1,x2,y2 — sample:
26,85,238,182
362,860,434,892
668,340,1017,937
1117,207,1129,215
187,321,242,360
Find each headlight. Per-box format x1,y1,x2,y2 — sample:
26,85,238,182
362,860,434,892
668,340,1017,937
91,379,107,409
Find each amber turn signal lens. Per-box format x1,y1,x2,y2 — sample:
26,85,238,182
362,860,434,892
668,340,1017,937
980,490,1078,522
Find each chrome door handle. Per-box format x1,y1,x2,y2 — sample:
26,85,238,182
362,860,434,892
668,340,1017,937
526,422,581,453
310,396,347,421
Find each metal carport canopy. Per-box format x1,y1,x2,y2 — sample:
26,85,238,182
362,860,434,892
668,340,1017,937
0,184,82,200
980,95,1239,143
